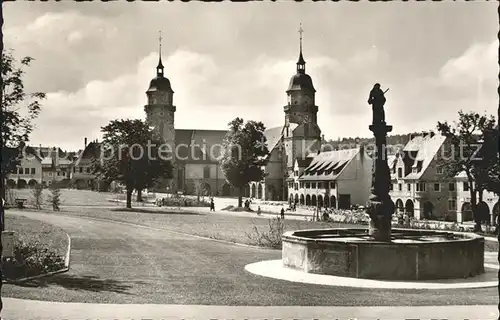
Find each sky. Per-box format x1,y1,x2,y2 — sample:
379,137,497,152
4,1,498,151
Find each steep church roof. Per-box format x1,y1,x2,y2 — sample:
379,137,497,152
175,129,227,163
263,126,284,152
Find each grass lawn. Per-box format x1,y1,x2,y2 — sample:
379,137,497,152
4,214,69,258
6,188,116,207
40,206,356,247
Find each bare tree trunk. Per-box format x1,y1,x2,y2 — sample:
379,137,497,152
238,186,243,207
136,189,143,202
126,188,133,209
470,183,482,232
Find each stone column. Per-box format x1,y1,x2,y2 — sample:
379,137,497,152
366,122,395,242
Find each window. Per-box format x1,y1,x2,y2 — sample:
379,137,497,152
416,182,426,192
203,166,210,178
398,184,402,191
433,183,441,192
463,182,469,192
294,171,299,176
73,167,76,173
24,168,29,174
31,168,35,175
49,172,52,176
330,182,336,189
436,167,443,174
86,167,91,173
305,183,310,189
448,199,457,211
18,168,23,174
407,184,411,191
79,167,83,173
448,183,455,191
57,172,61,176
397,168,403,178
294,183,298,190
312,183,316,189
318,182,323,189
300,182,304,188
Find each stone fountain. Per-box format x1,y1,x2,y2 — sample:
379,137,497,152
281,84,485,280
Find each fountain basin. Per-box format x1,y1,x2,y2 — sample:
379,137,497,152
282,228,484,280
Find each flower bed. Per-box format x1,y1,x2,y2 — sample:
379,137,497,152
155,196,210,208
322,209,497,236
2,214,68,281
2,240,65,280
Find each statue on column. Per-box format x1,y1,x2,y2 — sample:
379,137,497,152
368,83,389,124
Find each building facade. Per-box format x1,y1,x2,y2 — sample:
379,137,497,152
389,132,500,223
454,172,499,224
5,146,75,189
287,146,372,209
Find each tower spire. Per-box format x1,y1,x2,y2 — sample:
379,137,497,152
157,30,164,77
297,23,306,74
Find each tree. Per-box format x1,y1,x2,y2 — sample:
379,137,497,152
1,50,45,176
219,117,269,207
31,184,44,210
48,185,62,211
92,119,173,208
437,111,497,232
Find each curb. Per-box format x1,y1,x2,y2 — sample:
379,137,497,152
2,232,72,284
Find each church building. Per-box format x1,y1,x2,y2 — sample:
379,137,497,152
141,27,378,206
143,27,325,201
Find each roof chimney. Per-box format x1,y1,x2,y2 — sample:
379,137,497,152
84,137,87,148
430,131,435,138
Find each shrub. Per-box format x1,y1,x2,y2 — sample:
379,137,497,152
2,240,65,280
47,186,61,211
245,217,285,249
5,186,18,206
30,184,44,209
155,196,210,207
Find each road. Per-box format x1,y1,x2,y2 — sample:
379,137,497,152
2,210,498,307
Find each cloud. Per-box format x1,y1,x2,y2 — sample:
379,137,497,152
439,40,497,88
387,39,498,134
7,5,496,150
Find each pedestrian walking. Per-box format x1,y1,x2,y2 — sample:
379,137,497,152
257,206,261,215
280,207,285,220
210,198,215,211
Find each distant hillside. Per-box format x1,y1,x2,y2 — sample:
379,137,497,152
323,132,421,155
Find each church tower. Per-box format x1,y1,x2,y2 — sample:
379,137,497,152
144,31,177,192
283,24,322,172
